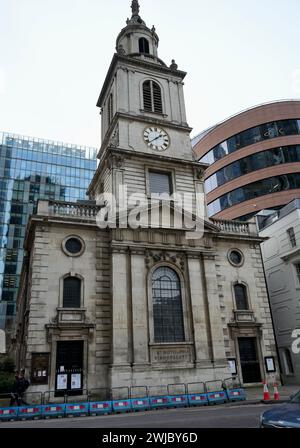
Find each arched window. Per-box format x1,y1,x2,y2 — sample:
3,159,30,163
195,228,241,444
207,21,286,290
63,277,81,308
139,37,150,54
152,267,185,343
234,284,249,310
143,80,163,114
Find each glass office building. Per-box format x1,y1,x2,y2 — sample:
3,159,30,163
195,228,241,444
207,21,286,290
0,132,97,333
192,100,300,220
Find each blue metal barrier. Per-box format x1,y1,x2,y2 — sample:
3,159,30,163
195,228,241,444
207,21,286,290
167,384,188,408
41,404,66,418
111,387,132,413
65,402,89,417
112,399,132,413
149,396,170,409
187,382,208,407
148,386,170,409
205,380,228,405
131,397,150,411
130,386,150,412
18,405,42,420
223,377,246,402
88,388,112,416
0,407,19,421
17,392,43,420
89,401,112,415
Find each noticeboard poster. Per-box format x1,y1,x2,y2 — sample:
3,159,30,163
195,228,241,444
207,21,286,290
31,353,50,385
57,374,68,390
265,356,276,373
71,373,81,390
228,358,237,375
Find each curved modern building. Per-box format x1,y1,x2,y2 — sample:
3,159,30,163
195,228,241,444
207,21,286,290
192,100,300,220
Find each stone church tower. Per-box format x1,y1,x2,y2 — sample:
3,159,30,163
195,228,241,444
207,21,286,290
13,2,279,394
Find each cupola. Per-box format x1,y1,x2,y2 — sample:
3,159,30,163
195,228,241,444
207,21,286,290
116,1,161,63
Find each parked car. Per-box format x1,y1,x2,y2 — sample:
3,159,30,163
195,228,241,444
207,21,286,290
260,390,300,428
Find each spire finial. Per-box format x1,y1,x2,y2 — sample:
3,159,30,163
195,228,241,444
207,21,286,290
131,0,140,16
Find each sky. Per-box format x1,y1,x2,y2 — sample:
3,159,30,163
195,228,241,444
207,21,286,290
0,0,300,149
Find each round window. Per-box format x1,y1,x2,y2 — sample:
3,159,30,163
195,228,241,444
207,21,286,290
228,249,244,267
62,236,85,257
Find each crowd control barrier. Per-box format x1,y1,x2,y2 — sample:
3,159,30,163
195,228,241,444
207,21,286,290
41,404,66,418
88,388,112,416
0,376,249,422
205,381,228,405
17,392,43,420
0,394,19,421
187,382,208,407
111,387,132,413
65,389,89,417
0,406,19,421
130,386,150,412
223,377,246,402
18,406,42,420
44,390,67,405
65,402,89,417
148,385,170,410
167,384,188,408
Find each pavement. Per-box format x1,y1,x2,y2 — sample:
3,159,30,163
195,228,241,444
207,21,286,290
230,383,300,405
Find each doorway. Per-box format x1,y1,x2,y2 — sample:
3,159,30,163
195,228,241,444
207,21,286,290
238,337,261,383
55,340,84,395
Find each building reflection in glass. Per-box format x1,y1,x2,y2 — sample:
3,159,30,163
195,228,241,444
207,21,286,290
200,119,300,164
0,132,97,331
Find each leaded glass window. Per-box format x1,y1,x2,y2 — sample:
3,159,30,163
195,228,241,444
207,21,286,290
152,267,185,343
63,277,81,308
234,284,249,310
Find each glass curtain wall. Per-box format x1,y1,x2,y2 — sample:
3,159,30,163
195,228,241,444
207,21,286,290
0,132,97,330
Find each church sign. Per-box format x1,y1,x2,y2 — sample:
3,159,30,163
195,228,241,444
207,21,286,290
151,347,192,364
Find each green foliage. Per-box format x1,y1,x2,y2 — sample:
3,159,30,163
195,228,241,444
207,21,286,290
0,371,14,394
0,357,15,393
0,357,15,373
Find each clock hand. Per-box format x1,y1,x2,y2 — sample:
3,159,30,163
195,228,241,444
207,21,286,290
149,135,161,143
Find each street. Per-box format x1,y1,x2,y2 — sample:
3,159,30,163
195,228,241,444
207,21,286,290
0,403,272,428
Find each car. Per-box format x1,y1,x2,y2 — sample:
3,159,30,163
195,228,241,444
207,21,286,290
260,389,300,428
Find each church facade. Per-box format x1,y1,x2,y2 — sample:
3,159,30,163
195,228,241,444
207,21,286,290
13,2,279,394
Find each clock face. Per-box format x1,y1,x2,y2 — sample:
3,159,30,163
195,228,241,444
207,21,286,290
143,127,170,151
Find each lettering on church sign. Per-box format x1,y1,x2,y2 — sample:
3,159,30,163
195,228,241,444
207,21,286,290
151,347,192,363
